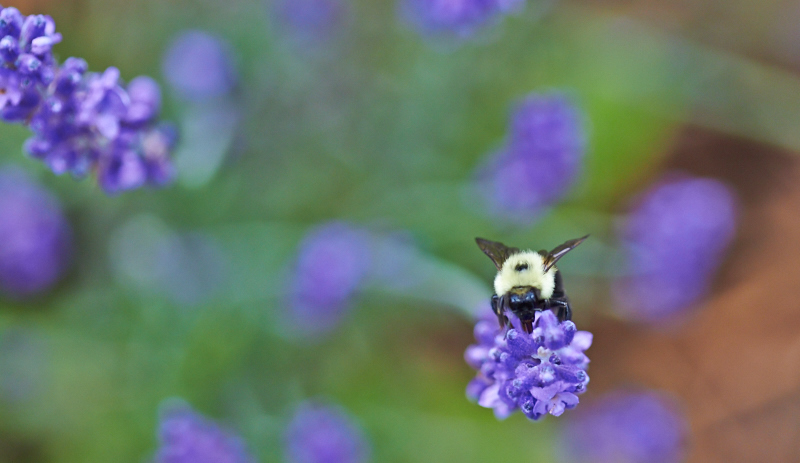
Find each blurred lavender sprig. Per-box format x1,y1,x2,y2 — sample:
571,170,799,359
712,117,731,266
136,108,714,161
285,401,370,463
155,401,255,463
162,30,236,101
465,310,591,420
400,0,525,40
474,91,586,225
557,390,687,463
614,174,737,321
0,166,71,298
163,30,239,188
272,0,351,47
0,5,174,194
283,222,371,337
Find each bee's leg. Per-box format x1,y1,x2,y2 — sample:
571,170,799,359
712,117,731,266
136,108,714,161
500,294,512,329
491,294,505,329
558,304,571,323
548,298,572,322
521,318,534,334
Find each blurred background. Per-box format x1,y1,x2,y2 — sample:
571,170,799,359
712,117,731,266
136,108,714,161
1,0,800,461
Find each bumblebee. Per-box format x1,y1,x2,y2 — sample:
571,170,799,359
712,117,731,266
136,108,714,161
475,236,588,333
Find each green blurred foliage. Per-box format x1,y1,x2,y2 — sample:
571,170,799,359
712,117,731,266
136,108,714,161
4,0,779,461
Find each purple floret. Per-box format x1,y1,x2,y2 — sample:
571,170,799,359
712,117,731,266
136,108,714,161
0,5,175,194
557,390,687,463
0,167,71,298
0,67,22,107
466,310,591,420
155,401,255,463
614,174,738,321
475,91,586,224
285,401,370,463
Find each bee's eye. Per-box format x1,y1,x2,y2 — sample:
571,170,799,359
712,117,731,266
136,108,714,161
515,263,528,272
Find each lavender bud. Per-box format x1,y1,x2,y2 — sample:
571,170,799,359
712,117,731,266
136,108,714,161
1,87,39,122
15,53,41,76
19,14,47,48
125,75,161,125
30,35,56,55
0,67,22,108
0,7,23,39
0,35,18,63
96,148,147,194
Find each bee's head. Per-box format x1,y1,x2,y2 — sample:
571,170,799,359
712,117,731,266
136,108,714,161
494,251,555,298
475,236,588,300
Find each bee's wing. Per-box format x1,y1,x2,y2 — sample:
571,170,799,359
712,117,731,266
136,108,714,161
475,238,519,271
543,235,589,272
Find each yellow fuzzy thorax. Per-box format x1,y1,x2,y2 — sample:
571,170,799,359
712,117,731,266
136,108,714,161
493,251,556,299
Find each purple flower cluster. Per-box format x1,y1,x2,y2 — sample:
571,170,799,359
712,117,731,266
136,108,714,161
0,5,174,194
614,174,737,321
465,310,592,420
155,401,255,463
475,92,586,224
0,8,61,118
400,0,523,39
285,222,371,337
557,390,687,463
0,167,71,298
284,401,370,463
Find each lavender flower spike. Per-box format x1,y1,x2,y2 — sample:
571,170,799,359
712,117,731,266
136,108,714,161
0,167,71,299
557,390,687,463
614,174,737,321
474,91,586,225
284,222,371,337
465,310,591,420
285,401,370,463
154,400,255,463
0,5,174,194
